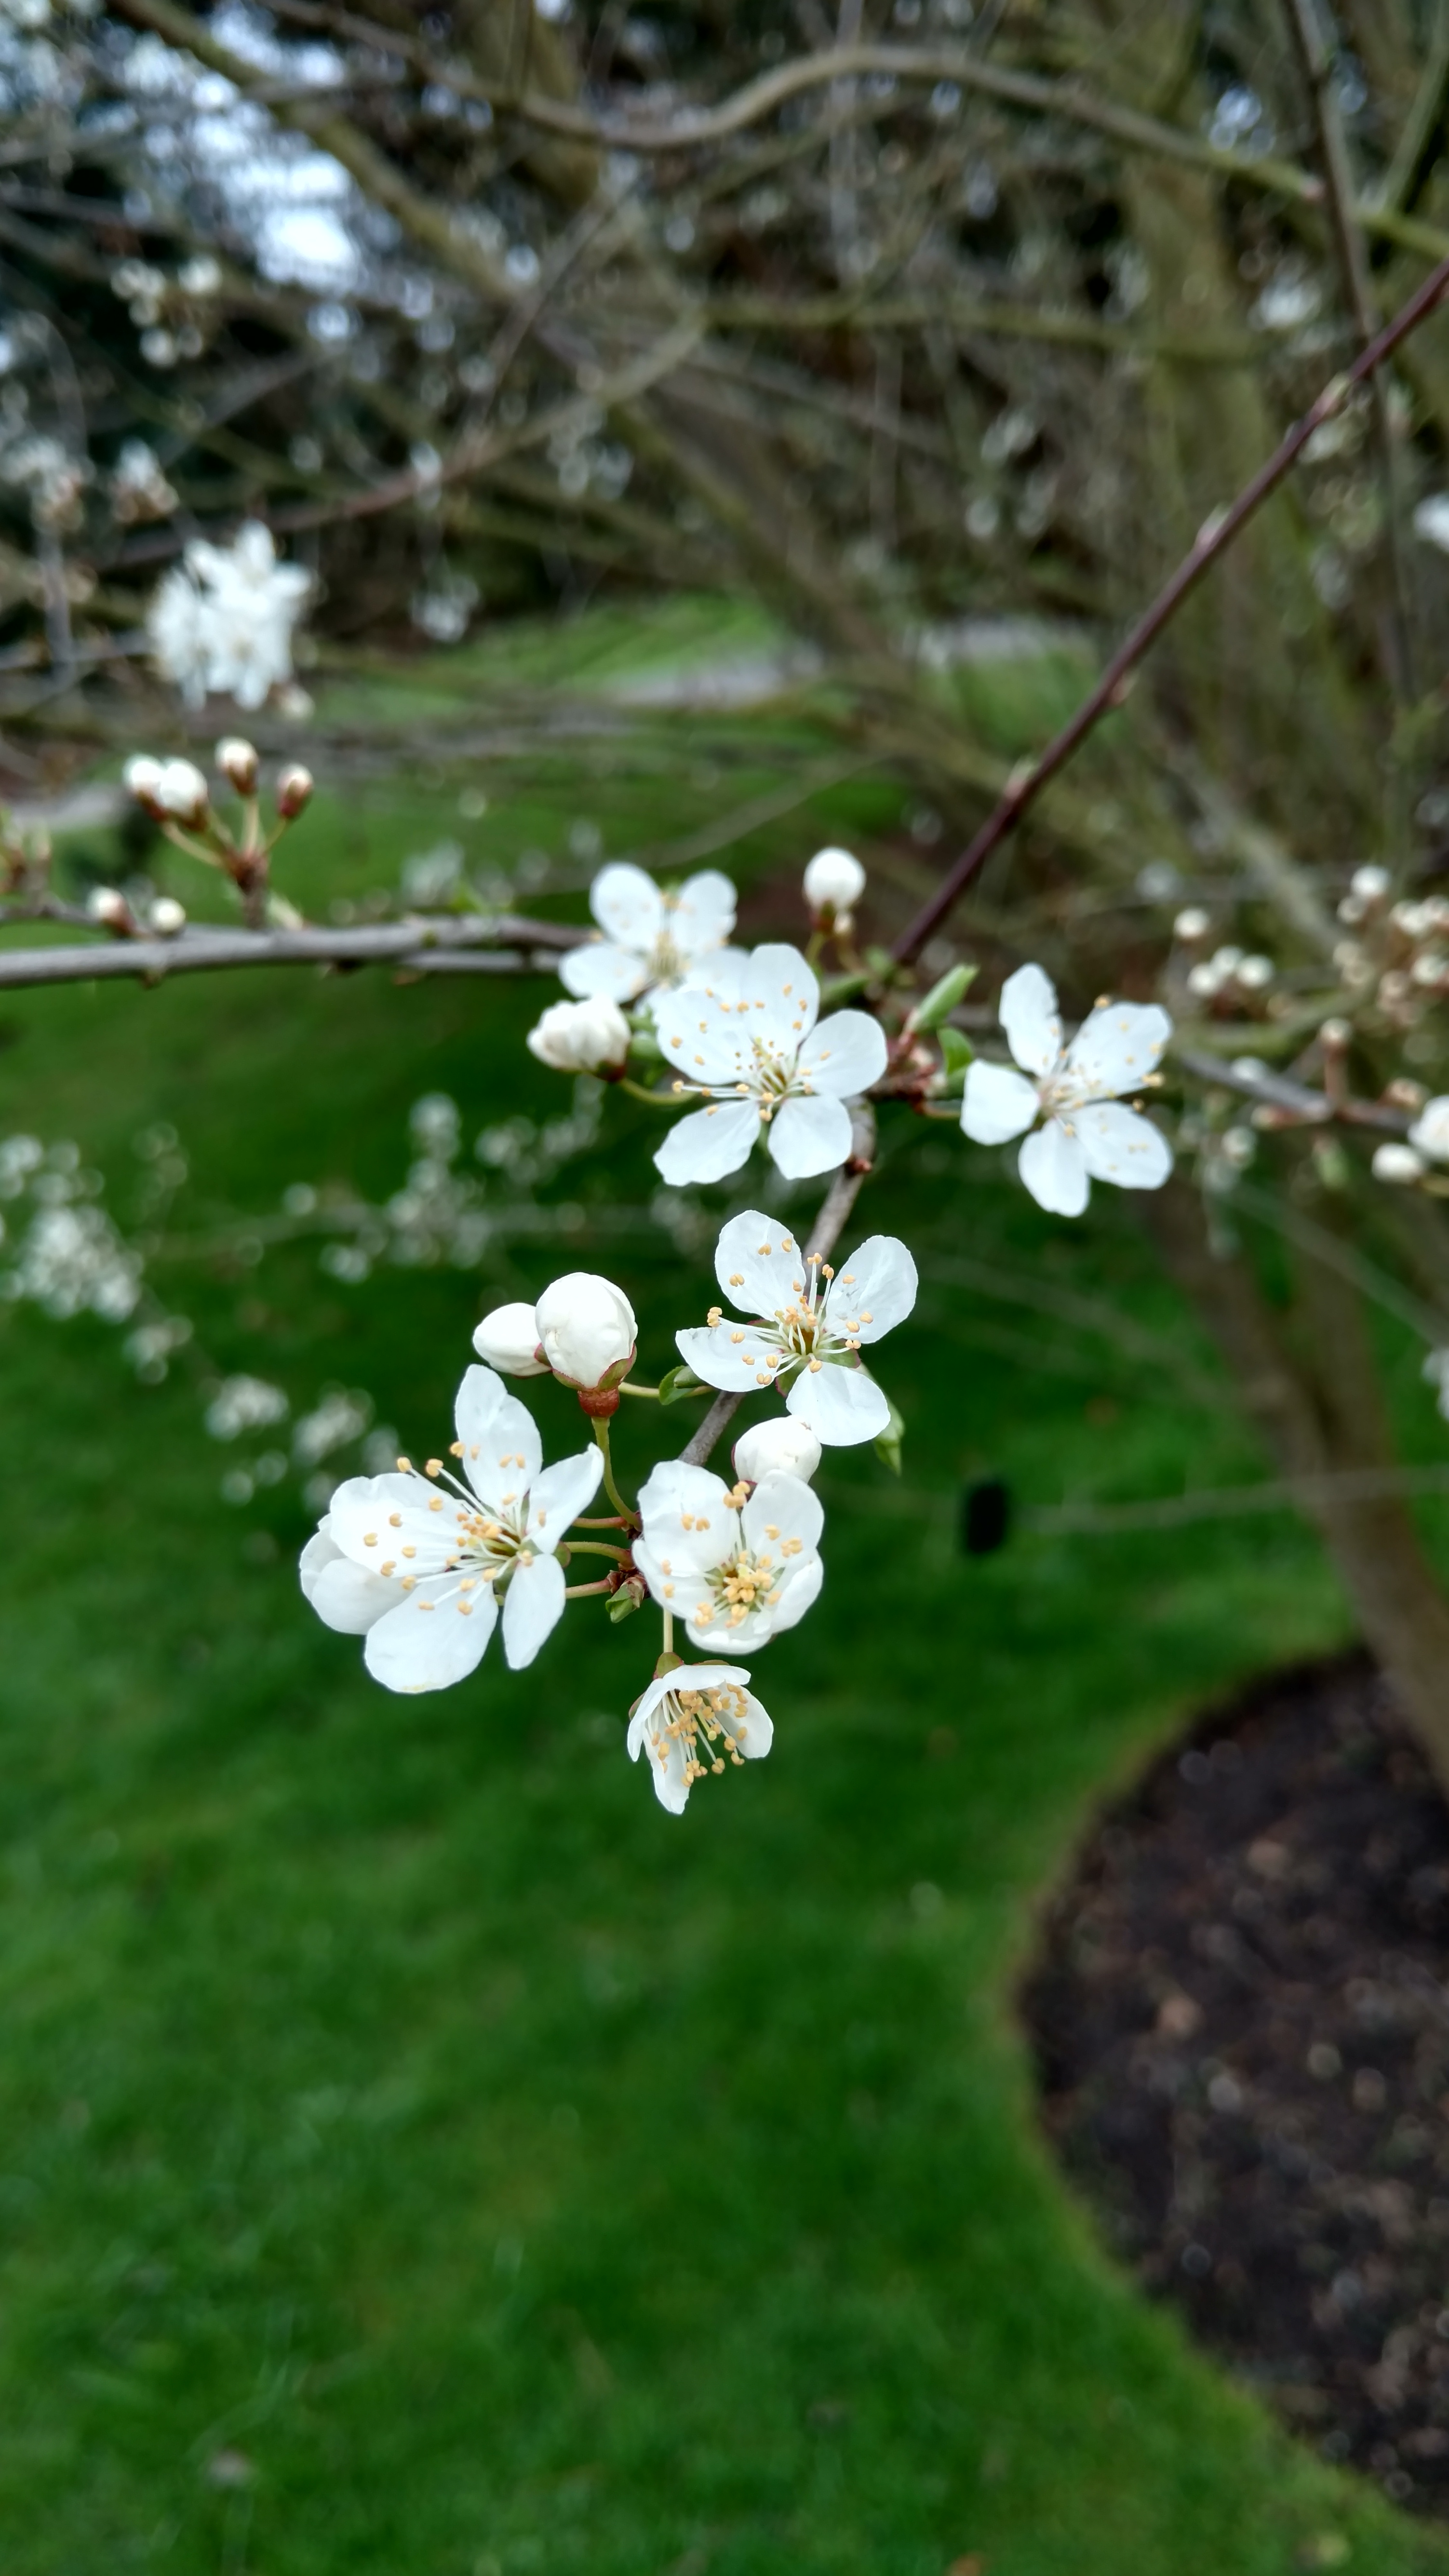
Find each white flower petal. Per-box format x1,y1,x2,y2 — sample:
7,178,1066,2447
590,861,663,952
456,1374,542,1510
823,1234,917,1343
327,1474,457,1575
637,1461,736,1572
1019,1117,1089,1216
527,1446,605,1549
711,1208,809,1316
675,1321,776,1393
655,1096,760,1186
769,1093,852,1179
657,986,758,1087
742,1470,823,1562
557,943,648,1005
1074,1099,1174,1190
961,1061,1040,1146
765,1548,822,1635
742,942,820,1046
501,1551,567,1668
363,1577,496,1692
671,870,738,958
299,1522,338,1604
1061,1000,1172,1100
786,1360,889,1445
311,1555,403,1635
797,1009,886,1099
1000,963,1062,1077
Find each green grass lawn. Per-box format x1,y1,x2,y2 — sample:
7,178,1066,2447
0,721,1445,2575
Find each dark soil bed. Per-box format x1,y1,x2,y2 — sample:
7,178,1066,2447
1022,1651,1449,2518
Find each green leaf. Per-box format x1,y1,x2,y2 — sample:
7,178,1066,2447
939,1026,973,1079
911,962,978,1031
657,1363,704,1407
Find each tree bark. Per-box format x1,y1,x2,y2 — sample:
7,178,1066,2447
1148,1178,1449,1793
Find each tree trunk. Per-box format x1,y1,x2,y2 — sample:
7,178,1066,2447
1148,1179,1449,1794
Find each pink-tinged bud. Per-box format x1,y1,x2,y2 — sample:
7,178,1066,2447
215,737,259,795
86,885,134,934
152,758,209,825
123,754,164,806
276,765,313,820
472,1302,549,1377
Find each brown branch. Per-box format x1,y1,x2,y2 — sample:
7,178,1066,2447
892,249,1449,966
678,1103,878,1470
0,914,585,992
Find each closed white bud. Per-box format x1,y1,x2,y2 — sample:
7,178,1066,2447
1186,960,1223,998
1351,864,1391,905
1409,1096,1449,1163
803,845,867,918
123,753,164,804
153,757,209,823
216,736,258,794
276,764,313,820
732,1417,823,1486
1172,906,1209,943
1237,955,1275,989
85,885,130,929
535,1271,636,1393
1372,1141,1426,1184
149,895,186,936
472,1300,549,1376
526,993,631,1075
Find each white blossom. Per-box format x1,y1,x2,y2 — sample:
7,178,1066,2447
526,993,631,1074
107,438,177,524
535,1271,636,1391
803,845,866,921
960,963,1173,1217
676,1207,916,1446
152,758,208,823
1409,1097,1449,1163
1414,495,1449,555
147,521,310,710
733,1416,822,1486
306,1367,603,1691
205,1375,289,1440
1372,1141,1425,1185
627,1663,774,1814
655,945,887,1187
473,1300,549,1375
635,1460,822,1648
560,861,740,1008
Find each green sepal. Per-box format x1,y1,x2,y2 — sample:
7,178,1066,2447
939,1025,973,1079
607,1580,646,1623
874,1395,905,1477
658,1363,704,1406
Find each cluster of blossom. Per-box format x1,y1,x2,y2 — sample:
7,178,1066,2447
1328,867,1449,1030
107,439,178,526
0,407,89,533
109,253,220,372
0,1137,141,1322
146,522,311,711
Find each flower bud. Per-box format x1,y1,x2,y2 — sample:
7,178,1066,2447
149,895,187,937
1173,906,1210,943
1351,863,1391,906
804,845,866,921
85,885,132,932
276,764,314,820
526,994,631,1075
216,737,259,795
472,1301,549,1376
152,758,209,824
535,1271,636,1403
123,753,164,805
1372,1141,1426,1184
732,1417,822,1486
1237,955,1274,989
1409,1096,1449,1163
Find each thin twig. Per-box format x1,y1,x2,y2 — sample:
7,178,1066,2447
892,250,1449,966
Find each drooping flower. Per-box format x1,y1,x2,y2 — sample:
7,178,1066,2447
733,1415,822,1486
559,862,740,1007
655,945,887,1186
304,1366,603,1691
628,1663,774,1814
676,1207,916,1445
527,993,631,1074
634,1459,823,1648
960,963,1173,1217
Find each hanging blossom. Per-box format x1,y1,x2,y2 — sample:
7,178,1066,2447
655,945,887,1186
148,520,311,711
299,1365,603,1691
676,1207,916,1445
960,964,1173,1217
628,1663,774,1814
634,1458,823,1649
559,862,741,1008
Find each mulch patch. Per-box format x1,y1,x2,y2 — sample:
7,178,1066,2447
1022,1651,1449,2518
